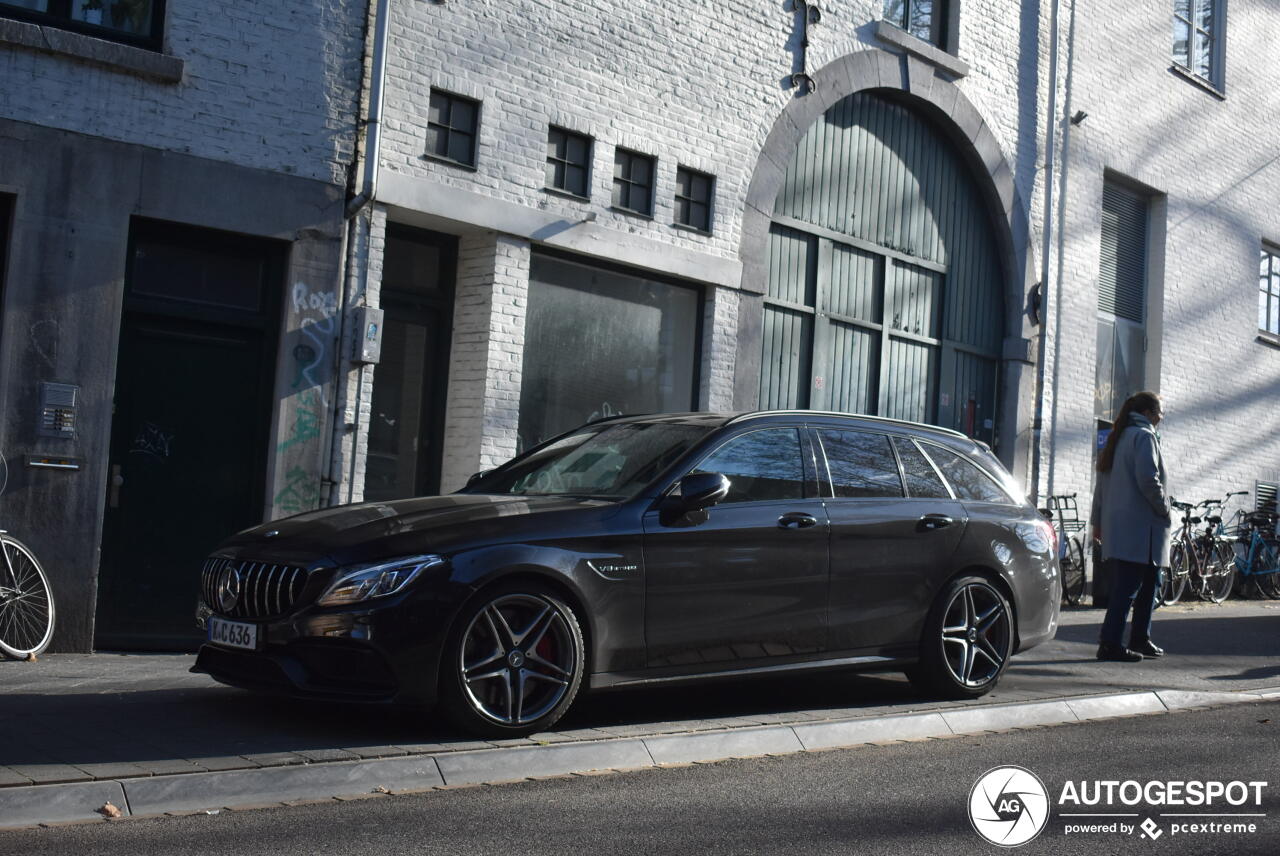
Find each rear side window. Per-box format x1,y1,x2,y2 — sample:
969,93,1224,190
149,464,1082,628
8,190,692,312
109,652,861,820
818,430,903,498
891,437,950,499
921,444,1011,504
693,428,804,504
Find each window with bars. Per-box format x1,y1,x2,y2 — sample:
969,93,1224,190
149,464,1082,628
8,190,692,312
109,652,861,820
1261,245,1280,338
0,0,163,49
1173,0,1223,87
426,90,479,168
545,127,592,199
674,166,714,233
883,0,950,49
612,149,655,217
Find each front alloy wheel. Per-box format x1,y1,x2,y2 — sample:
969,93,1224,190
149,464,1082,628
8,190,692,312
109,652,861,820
442,584,584,737
910,576,1013,699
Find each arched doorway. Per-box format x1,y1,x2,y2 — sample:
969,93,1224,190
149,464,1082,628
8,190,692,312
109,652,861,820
759,90,1005,447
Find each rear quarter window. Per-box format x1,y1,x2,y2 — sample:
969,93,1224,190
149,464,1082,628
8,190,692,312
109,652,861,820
921,443,1013,504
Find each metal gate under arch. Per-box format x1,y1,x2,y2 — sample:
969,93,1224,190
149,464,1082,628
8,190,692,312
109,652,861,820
760,91,1004,446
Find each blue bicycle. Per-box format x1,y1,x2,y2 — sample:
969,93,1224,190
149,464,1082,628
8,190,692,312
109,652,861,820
1230,509,1280,600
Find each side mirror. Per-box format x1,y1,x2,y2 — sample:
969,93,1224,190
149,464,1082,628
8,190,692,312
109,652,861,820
679,472,731,511
465,470,492,489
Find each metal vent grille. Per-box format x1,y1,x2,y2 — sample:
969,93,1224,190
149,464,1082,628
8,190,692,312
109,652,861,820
201,557,308,620
1099,181,1149,323
1256,481,1278,514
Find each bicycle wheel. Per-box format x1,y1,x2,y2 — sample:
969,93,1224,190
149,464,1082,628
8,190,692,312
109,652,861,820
0,534,55,658
1198,540,1236,603
1249,548,1280,600
1060,534,1086,606
1159,543,1188,605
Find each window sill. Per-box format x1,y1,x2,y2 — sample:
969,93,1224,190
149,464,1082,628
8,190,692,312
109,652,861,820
672,222,713,237
542,186,591,203
872,20,968,79
1169,64,1226,100
421,153,478,172
609,205,653,221
1256,331,1280,350
0,17,182,83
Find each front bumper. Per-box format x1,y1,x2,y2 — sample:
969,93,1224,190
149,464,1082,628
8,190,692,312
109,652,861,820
192,595,457,706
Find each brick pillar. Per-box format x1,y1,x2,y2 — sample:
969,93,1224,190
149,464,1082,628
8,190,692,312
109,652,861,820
699,284,741,411
327,205,386,506
439,232,531,491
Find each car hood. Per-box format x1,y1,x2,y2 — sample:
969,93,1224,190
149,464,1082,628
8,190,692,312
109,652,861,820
216,493,618,567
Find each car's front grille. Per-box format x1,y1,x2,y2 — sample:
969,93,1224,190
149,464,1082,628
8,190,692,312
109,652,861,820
201,556,309,619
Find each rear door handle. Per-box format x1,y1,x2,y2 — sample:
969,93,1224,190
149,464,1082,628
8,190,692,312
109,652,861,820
918,514,954,531
778,512,819,529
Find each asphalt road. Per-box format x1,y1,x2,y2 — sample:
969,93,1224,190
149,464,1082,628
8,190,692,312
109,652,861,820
3,699,1275,856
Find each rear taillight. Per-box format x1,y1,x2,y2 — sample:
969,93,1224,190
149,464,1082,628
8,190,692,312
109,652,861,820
1037,518,1059,556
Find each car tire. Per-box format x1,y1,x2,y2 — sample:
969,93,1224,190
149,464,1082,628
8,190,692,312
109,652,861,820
908,574,1013,700
439,581,585,738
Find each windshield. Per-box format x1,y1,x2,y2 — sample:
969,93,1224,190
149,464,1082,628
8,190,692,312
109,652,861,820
467,421,711,499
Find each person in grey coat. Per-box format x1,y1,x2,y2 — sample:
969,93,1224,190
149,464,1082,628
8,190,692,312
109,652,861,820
1090,391,1171,662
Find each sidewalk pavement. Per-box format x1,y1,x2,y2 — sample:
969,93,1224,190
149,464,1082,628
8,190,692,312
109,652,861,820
2,600,1278,829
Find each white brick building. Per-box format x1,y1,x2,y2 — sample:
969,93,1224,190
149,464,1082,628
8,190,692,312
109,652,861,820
340,0,1279,529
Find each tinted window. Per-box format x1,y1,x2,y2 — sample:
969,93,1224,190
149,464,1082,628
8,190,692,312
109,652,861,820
819,430,903,498
693,428,804,504
891,437,950,498
921,444,1011,504
471,422,709,499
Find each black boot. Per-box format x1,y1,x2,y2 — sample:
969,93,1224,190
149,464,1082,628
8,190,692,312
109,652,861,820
1097,643,1143,662
1129,639,1164,658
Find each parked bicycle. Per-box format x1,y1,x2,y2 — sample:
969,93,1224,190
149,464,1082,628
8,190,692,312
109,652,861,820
1046,493,1087,606
0,450,56,659
1159,496,1238,606
1228,506,1280,600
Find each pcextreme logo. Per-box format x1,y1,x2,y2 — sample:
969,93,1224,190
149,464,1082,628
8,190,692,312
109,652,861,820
968,766,1051,847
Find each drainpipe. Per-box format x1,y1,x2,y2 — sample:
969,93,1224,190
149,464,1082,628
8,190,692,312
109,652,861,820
329,0,391,505
347,0,391,220
1030,0,1065,506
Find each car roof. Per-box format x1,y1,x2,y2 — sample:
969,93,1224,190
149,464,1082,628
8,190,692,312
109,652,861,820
600,410,974,443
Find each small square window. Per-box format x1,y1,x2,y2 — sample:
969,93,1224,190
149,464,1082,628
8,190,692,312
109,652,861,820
426,90,480,168
1260,245,1280,337
612,148,656,216
883,1,950,49
545,127,593,199
674,166,714,233
1173,1,1224,88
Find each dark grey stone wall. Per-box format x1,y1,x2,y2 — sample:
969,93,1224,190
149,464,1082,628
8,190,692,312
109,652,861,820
0,118,346,651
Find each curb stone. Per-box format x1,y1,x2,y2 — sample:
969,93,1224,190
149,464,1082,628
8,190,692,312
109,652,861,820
2,686,1278,830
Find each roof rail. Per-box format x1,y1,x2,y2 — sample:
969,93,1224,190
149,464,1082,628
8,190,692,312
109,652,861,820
726,409,970,440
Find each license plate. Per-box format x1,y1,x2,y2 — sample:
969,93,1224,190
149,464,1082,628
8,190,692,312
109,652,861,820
207,616,260,651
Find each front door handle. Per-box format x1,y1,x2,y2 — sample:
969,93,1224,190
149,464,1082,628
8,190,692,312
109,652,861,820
778,512,819,529
918,513,954,532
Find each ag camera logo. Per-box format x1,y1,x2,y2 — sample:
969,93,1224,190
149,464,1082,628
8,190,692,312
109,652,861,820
969,766,1051,847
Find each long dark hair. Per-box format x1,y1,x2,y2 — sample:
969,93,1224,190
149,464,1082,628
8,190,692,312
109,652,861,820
1097,391,1162,473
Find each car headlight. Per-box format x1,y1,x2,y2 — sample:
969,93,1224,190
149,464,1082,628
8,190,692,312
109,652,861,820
316,555,446,607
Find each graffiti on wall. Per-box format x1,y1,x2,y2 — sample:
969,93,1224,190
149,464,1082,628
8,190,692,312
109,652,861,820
273,465,321,514
277,388,323,453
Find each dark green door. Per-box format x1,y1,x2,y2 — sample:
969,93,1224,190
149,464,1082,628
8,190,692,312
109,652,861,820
96,222,280,650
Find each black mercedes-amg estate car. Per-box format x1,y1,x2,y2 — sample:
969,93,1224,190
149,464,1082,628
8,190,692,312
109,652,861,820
193,411,1060,736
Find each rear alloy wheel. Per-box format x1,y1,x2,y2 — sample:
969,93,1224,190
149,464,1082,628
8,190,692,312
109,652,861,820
440,583,585,738
909,575,1013,700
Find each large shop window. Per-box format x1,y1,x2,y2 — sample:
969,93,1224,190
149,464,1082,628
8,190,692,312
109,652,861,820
518,254,700,452
1,0,164,50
